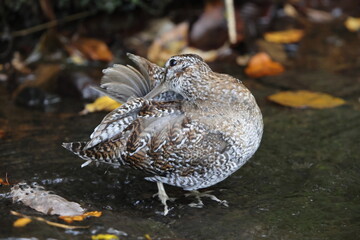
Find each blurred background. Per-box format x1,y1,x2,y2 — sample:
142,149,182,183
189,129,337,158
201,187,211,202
1,1,360,240
0,0,359,108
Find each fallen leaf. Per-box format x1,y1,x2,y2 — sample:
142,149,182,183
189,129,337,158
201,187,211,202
72,38,113,62
264,29,304,44
59,211,102,223
268,90,346,109
0,129,6,139
11,211,88,229
13,217,32,227
245,52,285,78
84,211,102,217
11,183,85,216
91,234,119,240
59,215,84,223
344,17,360,32
0,173,11,185
144,234,153,240
80,96,121,115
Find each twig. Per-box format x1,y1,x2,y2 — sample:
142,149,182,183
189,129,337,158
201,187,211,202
225,0,237,44
2,11,95,38
10,211,89,229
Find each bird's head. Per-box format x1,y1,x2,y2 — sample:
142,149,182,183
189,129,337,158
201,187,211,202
145,54,211,101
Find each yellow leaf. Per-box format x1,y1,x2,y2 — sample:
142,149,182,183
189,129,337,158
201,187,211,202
59,211,103,223
11,211,88,229
81,96,121,115
245,52,285,78
91,234,119,240
13,218,32,227
59,215,85,224
268,90,346,109
84,211,102,217
344,17,360,32
264,29,304,43
144,234,152,240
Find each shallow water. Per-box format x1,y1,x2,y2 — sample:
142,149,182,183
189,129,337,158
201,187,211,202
1,71,360,240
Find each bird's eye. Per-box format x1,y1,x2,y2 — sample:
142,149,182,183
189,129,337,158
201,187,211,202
169,59,177,67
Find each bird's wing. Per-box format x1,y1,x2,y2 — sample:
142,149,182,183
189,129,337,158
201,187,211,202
84,97,147,149
122,102,229,176
85,98,184,150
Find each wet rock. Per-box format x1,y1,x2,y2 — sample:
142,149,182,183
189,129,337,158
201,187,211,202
56,70,101,100
15,87,61,108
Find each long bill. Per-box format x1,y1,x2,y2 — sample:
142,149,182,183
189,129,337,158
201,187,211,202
144,81,169,100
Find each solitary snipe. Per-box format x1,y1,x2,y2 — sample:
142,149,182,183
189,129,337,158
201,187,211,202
63,53,263,215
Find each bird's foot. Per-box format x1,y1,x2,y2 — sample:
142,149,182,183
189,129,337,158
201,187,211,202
185,190,229,208
154,182,174,216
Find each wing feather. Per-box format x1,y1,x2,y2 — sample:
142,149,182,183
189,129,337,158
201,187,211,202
98,54,165,103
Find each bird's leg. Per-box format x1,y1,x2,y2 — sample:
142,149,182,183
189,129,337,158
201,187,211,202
153,182,174,216
185,190,229,208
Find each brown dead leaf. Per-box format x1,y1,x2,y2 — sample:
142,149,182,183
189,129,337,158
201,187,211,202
72,38,113,62
344,17,360,32
13,217,32,227
59,211,102,223
268,90,346,109
264,29,304,44
0,129,6,139
80,96,121,115
245,52,285,78
147,22,189,65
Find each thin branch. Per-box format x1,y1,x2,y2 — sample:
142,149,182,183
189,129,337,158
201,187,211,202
10,211,89,229
2,11,96,38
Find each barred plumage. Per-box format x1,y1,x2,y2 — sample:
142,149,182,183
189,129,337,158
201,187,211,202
63,53,263,215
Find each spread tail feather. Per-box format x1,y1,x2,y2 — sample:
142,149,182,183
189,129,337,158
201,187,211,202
62,141,123,167
62,142,92,161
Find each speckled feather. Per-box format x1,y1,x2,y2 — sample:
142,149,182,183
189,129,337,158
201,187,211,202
63,54,263,191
